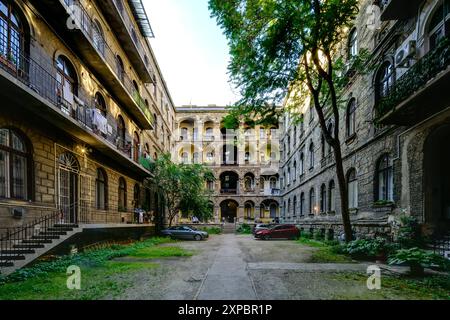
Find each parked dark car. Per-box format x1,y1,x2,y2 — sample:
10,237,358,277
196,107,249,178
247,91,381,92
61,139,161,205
252,223,274,235
254,225,300,240
161,226,209,241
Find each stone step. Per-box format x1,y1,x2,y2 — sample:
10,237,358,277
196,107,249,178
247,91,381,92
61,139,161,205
31,235,60,240
47,227,73,232
39,231,67,236
22,239,53,244
14,244,45,249
54,224,78,228
0,255,26,261
1,249,35,255
0,261,14,268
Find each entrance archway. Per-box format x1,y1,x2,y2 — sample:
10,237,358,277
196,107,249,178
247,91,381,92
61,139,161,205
220,199,238,223
424,124,450,234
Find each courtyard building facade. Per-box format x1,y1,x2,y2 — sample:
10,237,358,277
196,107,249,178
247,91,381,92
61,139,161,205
279,0,450,241
175,105,281,224
0,0,175,229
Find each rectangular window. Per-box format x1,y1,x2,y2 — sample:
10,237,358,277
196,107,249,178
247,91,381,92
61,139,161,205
348,180,358,209
11,154,26,199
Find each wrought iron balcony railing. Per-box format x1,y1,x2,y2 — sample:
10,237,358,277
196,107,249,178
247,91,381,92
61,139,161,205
377,39,450,122
0,42,146,170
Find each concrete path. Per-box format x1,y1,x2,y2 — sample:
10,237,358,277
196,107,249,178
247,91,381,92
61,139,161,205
195,234,258,300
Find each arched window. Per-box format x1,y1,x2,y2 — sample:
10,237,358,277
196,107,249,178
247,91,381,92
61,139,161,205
181,151,189,164
309,188,316,215
347,168,358,209
293,161,297,180
348,28,358,58
309,143,315,169
133,131,140,162
56,55,78,106
133,80,139,93
0,0,25,68
117,115,126,148
293,196,297,217
193,152,200,164
320,184,327,213
270,177,277,189
300,152,305,175
300,192,305,216
144,143,150,159
116,55,124,82
328,180,336,212
133,183,140,208
428,0,450,50
118,177,127,212
321,135,326,158
376,61,394,102
92,20,105,55
94,92,107,116
96,168,108,210
287,198,291,216
376,154,394,202
346,98,356,137
0,128,32,200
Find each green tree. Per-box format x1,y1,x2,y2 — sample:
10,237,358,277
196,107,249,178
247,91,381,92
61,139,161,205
147,154,215,227
209,0,360,241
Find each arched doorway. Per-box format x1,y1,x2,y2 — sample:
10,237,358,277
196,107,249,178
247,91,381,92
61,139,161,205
424,124,450,234
58,152,80,223
220,199,238,223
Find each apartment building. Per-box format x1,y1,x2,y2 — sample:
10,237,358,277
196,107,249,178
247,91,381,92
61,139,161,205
175,105,281,224
0,0,175,228
279,0,450,241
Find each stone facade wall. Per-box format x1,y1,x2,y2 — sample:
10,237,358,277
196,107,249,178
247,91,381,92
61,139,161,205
279,0,450,239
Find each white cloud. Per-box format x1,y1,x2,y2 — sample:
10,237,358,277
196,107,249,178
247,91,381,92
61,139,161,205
144,0,240,106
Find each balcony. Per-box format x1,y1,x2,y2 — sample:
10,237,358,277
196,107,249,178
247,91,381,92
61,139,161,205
220,189,237,195
95,0,154,82
378,0,423,21
377,39,450,126
0,47,151,177
29,0,154,130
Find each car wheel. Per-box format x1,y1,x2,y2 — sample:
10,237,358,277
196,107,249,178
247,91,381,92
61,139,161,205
194,234,202,241
263,235,270,241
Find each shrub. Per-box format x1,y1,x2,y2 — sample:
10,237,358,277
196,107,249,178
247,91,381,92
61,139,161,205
301,232,313,239
343,238,388,260
236,223,252,234
388,247,450,276
397,216,425,249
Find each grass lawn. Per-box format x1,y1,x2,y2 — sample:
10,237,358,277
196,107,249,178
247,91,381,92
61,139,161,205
0,237,193,300
296,238,354,263
330,273,450,300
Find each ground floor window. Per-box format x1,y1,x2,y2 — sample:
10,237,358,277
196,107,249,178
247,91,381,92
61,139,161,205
0,128,31,200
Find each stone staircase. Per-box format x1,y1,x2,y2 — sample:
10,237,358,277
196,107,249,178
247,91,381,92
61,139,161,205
0,213,83,276
222,223,236,234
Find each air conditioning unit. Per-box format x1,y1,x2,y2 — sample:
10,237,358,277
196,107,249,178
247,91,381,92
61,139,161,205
395,35,417,68
11,207,26,219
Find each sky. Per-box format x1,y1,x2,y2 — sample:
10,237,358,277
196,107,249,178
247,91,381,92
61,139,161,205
144,0,240,107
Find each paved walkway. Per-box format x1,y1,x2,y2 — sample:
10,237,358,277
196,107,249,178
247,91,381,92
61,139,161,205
195,234,258,300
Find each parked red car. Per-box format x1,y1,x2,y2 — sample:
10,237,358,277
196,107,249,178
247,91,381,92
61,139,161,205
255,225,300,240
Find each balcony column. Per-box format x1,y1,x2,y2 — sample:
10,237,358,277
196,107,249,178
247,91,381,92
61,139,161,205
238,206,245,223
255,206,261,221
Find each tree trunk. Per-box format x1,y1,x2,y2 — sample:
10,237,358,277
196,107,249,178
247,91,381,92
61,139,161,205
333,143,353,242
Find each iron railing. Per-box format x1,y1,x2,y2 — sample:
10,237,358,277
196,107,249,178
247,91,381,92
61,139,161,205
0,37,146,168
377,38,450,119
432,233,450,259
61,0,153,126
0,210,70,271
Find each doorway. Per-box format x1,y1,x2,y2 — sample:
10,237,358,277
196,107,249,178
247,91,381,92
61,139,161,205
424,124,450,234
220,199,238,223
